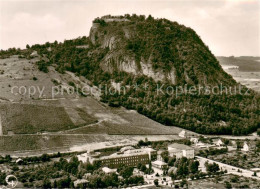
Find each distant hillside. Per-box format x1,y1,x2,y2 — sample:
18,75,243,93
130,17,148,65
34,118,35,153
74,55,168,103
0,14,259,135
217,56,260,72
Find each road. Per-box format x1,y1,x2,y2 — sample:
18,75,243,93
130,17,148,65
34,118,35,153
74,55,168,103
196,156,260,180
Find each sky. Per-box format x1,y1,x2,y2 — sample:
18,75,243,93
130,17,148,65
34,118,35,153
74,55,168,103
0,0,259,56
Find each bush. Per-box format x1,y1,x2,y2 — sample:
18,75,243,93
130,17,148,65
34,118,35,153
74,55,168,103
257,129,260,136
37,61,48,73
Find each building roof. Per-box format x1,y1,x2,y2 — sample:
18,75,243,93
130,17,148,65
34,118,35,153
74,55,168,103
212,139,223,143
16,158,23,163
168,143,193,150
152,160,167,166
98,151,148,160
102,167,117,173
74,179,89,186
120,146,135,152
190,138,199,142
124,148,156,154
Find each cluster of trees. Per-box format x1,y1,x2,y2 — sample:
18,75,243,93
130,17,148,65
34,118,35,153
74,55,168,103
256,140,260,152
85,164,144,188
17,153,56,165
168,157,200,180
0,171,7,186
198,148,228,157
16,156,80,187
0,155,12,164
14,153,146,188
137,162,153,174
102,78,259,135
137,139,192,151
205,162,220,174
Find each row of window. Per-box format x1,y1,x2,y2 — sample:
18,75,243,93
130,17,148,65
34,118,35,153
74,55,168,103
102,158,149,164
101,155,149,162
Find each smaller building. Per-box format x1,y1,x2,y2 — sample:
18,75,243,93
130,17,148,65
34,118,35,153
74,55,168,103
213,139,224,147
168,143,194,159
195,142,215,149
190,137,199,144
242,142,250,152
178,130,186,138
30,50,38,57
15,158,23,164
74,179,89,188
152,160,168,170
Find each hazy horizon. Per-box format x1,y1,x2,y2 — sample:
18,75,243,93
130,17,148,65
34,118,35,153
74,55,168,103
0,0,259,57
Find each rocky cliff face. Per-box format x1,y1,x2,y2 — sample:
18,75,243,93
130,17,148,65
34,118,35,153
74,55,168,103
89,16,235,86
89,22,178,84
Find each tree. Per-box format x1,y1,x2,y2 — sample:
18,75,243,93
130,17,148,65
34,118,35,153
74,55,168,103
43,178,51,189
161,151,169,163
205,162,219,174
168,157,176,166
188,160,199,174
154,179,159,186
26,44,30,49
119,166,134,179
257,129,260,136
224,181,232,189
53,180,57,188
223,138,230,146
180,179,187,187
236,141,242,150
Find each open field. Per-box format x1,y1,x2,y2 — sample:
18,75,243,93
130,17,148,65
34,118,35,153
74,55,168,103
60,97,195,135
224,70,260,92
206,145,260,170
218,56,260,72
188,174,260,189
0,103,75,134
218,56,260,92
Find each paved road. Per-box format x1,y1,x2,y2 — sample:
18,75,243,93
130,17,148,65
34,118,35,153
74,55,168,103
196,156,260,180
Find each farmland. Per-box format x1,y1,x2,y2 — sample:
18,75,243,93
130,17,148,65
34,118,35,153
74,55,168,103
218,56,260,92
61,97,189,135
188,174,260,189
0,103,75,134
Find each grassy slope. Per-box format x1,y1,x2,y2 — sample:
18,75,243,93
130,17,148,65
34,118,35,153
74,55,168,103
0,103,75,134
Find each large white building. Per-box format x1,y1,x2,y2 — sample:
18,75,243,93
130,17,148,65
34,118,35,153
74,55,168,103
168,143,194,159
78,147,157,168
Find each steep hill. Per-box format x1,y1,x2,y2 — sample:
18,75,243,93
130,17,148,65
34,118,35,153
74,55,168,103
0,14,259,135
90,16,235,86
